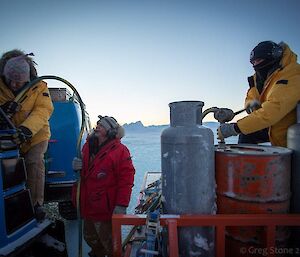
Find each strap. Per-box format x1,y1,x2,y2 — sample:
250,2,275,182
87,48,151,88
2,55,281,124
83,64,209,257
14,77,43,103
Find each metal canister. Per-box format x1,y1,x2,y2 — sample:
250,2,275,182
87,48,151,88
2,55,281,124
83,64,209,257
287,103,300,246
161,101,215,257
287,103,300,213
216,144,291,255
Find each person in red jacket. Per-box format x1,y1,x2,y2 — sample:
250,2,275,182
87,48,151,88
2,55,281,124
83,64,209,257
72,115,135,257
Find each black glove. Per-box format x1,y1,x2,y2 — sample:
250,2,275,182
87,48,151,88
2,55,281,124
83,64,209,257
246,100,261,114
217,123,240,140
1,101,21,115
214,108,235,123
12,126,32,145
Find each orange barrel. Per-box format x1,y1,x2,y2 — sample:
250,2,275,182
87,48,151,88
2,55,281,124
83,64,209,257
215,144,292,254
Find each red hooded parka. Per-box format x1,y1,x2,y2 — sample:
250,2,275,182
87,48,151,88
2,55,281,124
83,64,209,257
73,138,135,221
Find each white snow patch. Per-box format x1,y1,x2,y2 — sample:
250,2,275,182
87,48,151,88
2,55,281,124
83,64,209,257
193,233,209,251
38,234,65,252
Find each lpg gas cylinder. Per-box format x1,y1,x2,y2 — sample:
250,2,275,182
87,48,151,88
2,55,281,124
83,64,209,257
161,101,215,257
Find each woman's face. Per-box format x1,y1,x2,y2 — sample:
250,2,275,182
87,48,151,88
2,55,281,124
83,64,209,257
5,78,26,92
94,123,108,142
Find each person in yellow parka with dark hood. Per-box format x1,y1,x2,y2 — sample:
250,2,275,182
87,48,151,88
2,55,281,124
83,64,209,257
0,49,53,220
217,41,300,147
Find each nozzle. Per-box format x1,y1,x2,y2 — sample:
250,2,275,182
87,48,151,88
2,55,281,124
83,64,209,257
217,136,226,149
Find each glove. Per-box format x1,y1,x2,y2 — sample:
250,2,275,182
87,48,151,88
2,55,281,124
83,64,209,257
214,108,235,123
217,123,239,140
12,126,32,145
113,205,127,214
72,157,82,171
1,101,21,115
246,100,261,114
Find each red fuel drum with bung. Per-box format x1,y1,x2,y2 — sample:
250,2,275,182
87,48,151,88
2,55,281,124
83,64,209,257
215,144,291,252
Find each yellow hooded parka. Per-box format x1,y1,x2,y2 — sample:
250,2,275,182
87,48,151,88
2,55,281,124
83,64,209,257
0,79,53,153
237,42,300,147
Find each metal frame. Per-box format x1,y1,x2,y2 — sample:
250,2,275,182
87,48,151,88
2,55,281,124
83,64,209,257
112,214,300,257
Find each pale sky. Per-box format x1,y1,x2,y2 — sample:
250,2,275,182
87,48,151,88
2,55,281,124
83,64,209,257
1,0,300,126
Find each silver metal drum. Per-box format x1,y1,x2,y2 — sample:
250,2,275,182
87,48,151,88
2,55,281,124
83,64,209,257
161,101,215,257
287,103,300,246
287,103,300,213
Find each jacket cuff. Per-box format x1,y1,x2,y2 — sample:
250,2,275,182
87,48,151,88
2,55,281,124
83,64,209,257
19,126,33,137
234,123,241,133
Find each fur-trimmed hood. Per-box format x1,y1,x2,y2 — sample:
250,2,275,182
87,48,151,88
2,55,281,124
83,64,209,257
0,49,37,80
279,42,298,69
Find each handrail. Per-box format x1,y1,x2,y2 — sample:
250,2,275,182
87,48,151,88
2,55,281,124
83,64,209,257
112,214,300,257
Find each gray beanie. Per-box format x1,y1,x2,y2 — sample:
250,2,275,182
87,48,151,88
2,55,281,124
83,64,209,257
98,116,118,130
3,55,30,82
97,116,125,139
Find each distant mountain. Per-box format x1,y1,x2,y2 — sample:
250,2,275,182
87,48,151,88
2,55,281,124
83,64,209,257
123,120,219,133
122,121,168,132
123,121,145,130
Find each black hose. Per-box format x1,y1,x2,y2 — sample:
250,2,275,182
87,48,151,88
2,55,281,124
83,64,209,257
202,107,219,120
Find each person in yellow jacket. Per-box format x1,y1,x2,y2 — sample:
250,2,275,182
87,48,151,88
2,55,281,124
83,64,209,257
217,41,300,147
0,49,53,220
